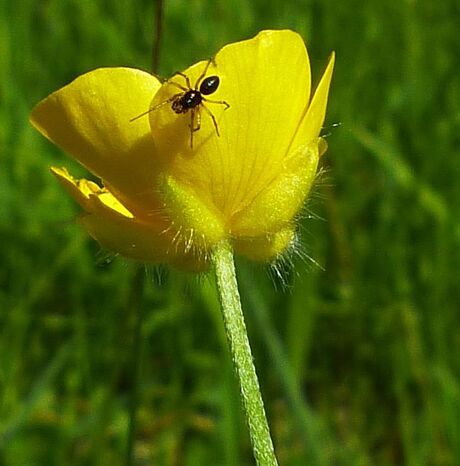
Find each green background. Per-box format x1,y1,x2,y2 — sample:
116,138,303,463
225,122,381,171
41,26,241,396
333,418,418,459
1,0,459,465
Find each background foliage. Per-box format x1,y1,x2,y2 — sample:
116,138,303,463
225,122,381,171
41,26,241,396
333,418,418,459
1,0,459,465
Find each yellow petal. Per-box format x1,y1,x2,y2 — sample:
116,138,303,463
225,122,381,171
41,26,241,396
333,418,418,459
292,52,335,147
53,168,206,269
94,192,134,218
80,211,208,270
51,167,94,210
233,226,296,262
51,166,133,219
31,68,162,217
231,142,319,236
149,30,312,226
79,213,170,263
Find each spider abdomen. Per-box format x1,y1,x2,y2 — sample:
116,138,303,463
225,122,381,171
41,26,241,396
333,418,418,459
200,76,220,95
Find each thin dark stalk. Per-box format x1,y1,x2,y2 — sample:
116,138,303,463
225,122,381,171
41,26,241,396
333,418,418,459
125,266,146,466
152,0,164,73
125,1,165,460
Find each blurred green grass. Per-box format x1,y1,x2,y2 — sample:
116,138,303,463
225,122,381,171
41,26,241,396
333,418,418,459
1,0,459,465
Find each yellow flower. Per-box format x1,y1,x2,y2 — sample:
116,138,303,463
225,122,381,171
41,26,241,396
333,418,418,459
30,30,334,270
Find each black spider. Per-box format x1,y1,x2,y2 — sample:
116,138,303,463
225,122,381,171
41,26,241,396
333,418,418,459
131,58,230,148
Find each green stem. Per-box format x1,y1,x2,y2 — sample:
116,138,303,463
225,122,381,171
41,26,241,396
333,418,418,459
212,240,279,466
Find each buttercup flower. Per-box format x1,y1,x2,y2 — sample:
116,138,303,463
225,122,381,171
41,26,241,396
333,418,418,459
31,30,334,270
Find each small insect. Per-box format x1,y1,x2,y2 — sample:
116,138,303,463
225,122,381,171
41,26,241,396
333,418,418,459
131,58,230,148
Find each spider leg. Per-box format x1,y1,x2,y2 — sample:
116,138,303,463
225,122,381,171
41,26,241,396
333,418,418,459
195,57,215,88
201,104,220,137
189,110,194,149
188,109,202,149
166,80,189,92
192,108,201,132
170,71,192,89
129,93,182,122
202,97,230,110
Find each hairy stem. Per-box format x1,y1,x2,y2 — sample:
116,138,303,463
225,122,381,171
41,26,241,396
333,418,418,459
212,240,279,466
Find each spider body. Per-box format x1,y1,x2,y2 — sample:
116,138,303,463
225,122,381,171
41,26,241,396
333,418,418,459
172,90,203,114
131,60,229,148
171,76,221,115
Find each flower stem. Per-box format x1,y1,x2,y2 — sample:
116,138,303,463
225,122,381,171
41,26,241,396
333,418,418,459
212,240,279,466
